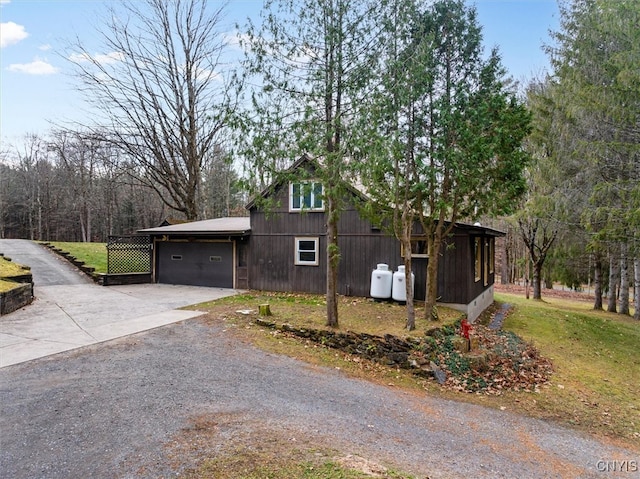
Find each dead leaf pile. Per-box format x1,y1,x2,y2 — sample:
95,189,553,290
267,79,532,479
436,323,553,394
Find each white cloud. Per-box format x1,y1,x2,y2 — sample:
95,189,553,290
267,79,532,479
223,30,249,50
7,59,58,75
68,51,124,65
39,43,52,51
1,21,29,48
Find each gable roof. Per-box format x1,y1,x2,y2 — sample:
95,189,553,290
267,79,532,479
245,154,367,210
139,217,251,236
244,154,505,237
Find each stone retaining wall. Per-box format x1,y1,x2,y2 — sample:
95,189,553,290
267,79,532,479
0,255,34,315
254,317,460,377
98,273,153,286
41,243,152,286
0,282,34,315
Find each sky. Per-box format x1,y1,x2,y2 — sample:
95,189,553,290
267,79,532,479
0,0,560,146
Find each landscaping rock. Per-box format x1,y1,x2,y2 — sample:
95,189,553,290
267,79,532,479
430,361,447,384
254,312,552,394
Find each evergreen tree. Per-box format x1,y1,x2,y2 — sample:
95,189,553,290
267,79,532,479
238,0,383,327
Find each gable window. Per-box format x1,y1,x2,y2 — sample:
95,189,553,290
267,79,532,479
290,181,324,211
295,237,319,266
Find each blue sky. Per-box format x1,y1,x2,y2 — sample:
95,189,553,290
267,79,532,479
0,0,560,145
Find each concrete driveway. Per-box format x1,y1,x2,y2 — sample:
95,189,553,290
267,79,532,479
0,239,238,368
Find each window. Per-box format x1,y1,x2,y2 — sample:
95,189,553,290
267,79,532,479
484,239,490,286
290,181,324,211
401,237,429,258
474,237,481,282
489,238,495,274
295,237,319,266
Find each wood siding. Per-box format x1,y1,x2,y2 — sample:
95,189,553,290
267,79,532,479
248,181,497,304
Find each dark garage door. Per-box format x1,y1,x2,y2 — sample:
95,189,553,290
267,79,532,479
157,241,233,288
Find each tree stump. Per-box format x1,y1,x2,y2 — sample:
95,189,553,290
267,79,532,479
258,304,272,316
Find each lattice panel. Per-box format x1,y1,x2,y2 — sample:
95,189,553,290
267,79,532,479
107,235,152,274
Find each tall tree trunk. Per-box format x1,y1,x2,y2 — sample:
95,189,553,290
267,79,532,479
501,237,510,285
326,196,339,328
402,240,415,331
80,212,88,243
619,244,630,315
634,258,640,321
401,204,415,330
593,253,603,310
607,252,619,313
532,261,543,300
525,255,530,299
424,225,443,321
86,204,92,242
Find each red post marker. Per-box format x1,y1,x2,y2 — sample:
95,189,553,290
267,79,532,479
460,318,472,339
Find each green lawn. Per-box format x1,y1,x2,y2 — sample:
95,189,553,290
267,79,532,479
45,242,108,273
0,256,30,292
496,292,639,443
0,256,29,277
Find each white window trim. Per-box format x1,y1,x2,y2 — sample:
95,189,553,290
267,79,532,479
289,181,324,212
295,237,319,266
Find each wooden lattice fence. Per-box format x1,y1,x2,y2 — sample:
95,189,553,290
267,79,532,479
107,235,152,274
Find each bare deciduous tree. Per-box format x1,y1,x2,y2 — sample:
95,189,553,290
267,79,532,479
67,0,238,220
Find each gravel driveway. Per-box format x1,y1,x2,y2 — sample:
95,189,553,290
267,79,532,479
1,317,637,479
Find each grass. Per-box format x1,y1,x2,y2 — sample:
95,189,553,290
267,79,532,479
0,279,19,293
0,256,30,293
191,455,413,479
0,256,29,277
495,292,640,446
172,412,417,479
44,241,108,273
195,291,462,338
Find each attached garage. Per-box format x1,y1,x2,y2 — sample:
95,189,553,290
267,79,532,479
139,217,251,289
157,241,234,287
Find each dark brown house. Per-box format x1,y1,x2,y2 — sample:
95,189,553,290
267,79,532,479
141,157,503,321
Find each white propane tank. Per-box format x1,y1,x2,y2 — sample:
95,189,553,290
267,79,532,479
370,263,393,299
392,265,415,302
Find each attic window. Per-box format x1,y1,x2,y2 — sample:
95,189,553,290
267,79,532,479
290,181,324,211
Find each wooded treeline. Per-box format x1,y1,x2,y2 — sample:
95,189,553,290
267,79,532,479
506,0,639,318
0,131,243,242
